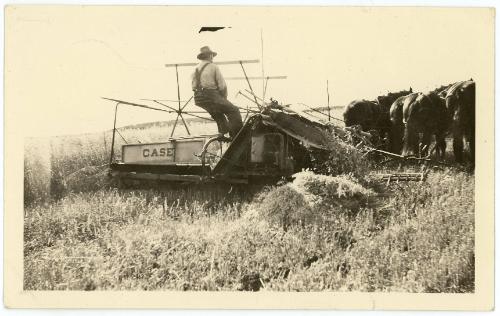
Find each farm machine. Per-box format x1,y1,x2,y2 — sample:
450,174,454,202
104,58,428,186
104,59,332,185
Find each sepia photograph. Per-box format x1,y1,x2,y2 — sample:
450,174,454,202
4,4,494,309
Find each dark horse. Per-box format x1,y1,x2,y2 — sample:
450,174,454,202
389,93,419,154
343,88,413,149
389,84,453,155
443,80,475,163
400,91,450,159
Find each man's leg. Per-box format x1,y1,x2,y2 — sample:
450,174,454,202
210,111,230,135
212,96,243,138
195,99,230,135
225,104,243,138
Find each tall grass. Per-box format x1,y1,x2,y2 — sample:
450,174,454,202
23,117,474,292
24,120,218,204
24,138,51,206
24,168,474,292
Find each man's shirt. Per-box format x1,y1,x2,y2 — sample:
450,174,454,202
191,60,227,95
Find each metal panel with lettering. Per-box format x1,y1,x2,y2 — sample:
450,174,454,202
122,142,175,164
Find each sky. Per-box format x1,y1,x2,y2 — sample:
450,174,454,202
5,6,490,137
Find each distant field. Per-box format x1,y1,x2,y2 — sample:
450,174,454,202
23,115,475,292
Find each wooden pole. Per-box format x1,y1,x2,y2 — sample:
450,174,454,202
109,103,119,165
175,64,181,110
260,28,265,102
238,91,261,107
174,64,189,135
299,102,329,118
225,76,287,80
179,113,191,135
327,80,331,122
102,97,173,113
165,59,259,67
170,114,180,137
239,61,261,109
263,77,269,101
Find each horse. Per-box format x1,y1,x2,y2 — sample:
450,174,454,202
443,80,475,163
389,84,453,155
343,99,380,131
400,91,450,159
343,88,413,149
389,93,419,154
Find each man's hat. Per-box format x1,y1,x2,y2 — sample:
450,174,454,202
197,46,217,60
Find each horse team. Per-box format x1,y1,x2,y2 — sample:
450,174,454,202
343,79,475,165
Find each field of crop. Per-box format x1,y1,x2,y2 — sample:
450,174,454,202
23,118,475,292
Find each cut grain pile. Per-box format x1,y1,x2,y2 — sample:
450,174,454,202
308,123,373,180
249,171,374,231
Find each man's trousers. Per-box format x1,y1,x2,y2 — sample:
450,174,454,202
194,89,243,138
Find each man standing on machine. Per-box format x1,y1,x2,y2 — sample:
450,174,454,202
191,46,243,139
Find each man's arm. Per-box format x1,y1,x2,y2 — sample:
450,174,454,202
214,65,228,98
190,71,197,91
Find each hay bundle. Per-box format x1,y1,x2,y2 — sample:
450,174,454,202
249,171,374,231
308,125,372,180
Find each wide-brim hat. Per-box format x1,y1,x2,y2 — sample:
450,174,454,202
197,46,217,60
